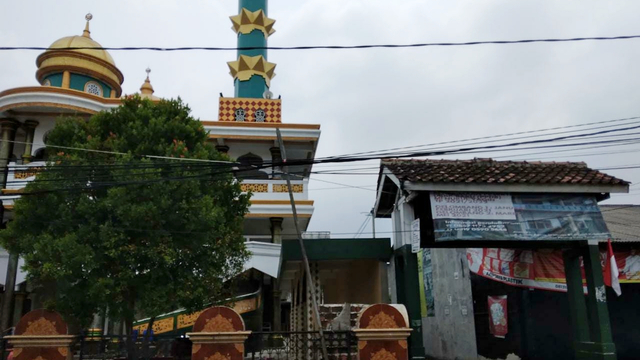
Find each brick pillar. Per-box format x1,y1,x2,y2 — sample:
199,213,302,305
5,309,74,360
354,304,413,360
187,306,251,360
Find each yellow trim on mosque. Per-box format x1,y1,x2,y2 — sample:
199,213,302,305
201,121,320,130
2,189,24,195
251,200,314,206
246,213,312,219
208,134,318,142
0,102,98,115
230,8,276,37
227,55,276,87
0,87,123,104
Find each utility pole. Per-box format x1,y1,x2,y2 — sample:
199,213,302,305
371,208,376,238
276,129,329,360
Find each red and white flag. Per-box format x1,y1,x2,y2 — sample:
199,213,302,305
603,239,622,296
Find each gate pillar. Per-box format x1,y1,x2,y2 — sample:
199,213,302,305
186,306,251,360
354,304,412,360
5,309,74,360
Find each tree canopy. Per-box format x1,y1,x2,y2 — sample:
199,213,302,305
0,97,250,328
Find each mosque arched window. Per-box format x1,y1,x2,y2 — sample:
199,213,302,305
84,81,103,96
236,152,268,179
234,108,246,122
254,109,266,122
32,148,47,161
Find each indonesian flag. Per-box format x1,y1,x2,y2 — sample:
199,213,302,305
603,239,622,296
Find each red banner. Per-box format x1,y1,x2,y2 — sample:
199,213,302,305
467,248,640,292
488,295,508,338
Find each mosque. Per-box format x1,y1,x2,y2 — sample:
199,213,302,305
0,0,390,338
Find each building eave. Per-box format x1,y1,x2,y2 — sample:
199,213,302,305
0,86,120,116
402,181,629,195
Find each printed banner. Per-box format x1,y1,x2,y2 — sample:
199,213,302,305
488,295,508,338
430,192,611,242
467,248,640,292
418,249,435,317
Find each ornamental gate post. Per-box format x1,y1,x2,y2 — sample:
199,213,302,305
5,309,75,360
186,306,251,360
354,304,413,360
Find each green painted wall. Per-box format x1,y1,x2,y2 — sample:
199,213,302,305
44,73,63,87
69,73,112,98
237,29,267,58
234,76,269,99
239,0,266,13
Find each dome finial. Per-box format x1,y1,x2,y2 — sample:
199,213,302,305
83,13,93,38
140,67,155,98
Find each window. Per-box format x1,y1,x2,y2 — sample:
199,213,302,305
42,79,51,86
254,109,266,122
84,81,103,96
234,108,246,122
237,153,268,179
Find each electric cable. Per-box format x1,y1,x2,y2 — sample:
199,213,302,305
3,34,640,52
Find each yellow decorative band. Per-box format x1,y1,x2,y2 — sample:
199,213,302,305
241,183,268,193
227,55,276,87
272,184,303,193
230,8,276,37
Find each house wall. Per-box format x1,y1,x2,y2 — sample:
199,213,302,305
422,248,478,360
322,260,383,304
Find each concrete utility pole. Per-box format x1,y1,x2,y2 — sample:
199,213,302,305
276,129,329,360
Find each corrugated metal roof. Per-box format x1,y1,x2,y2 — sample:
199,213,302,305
601,205,640,242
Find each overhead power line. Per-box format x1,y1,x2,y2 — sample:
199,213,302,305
3,34,640,52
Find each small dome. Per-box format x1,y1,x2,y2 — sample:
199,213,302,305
138,68,161,101
47,35,116,67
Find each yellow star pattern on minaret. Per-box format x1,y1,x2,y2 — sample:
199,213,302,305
230,8,276,37
227,55,276,87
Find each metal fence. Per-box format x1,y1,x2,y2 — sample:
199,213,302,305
0,331,356,360
245,331,356,360
76,334,192,360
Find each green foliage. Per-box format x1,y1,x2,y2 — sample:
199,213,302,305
0,97,250,328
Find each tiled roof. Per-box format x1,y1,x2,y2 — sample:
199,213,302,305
601,205,640,242
382,158,629,186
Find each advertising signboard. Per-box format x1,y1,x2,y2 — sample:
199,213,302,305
430,192,610,242
418,249,435,317
467,247,640,292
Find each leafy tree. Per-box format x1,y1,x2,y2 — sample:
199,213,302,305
0,97,250,332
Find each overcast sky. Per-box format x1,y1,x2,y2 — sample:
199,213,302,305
2,1,640,238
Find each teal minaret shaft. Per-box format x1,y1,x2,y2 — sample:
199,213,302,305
229,0,276,98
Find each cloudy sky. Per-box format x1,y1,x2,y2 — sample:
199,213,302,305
2,1,640,237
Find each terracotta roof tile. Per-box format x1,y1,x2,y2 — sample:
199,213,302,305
382,158,629,186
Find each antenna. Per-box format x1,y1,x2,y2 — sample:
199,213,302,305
263,90,273,99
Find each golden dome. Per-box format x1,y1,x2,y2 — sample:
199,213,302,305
35,14,124,97
47,35,116,67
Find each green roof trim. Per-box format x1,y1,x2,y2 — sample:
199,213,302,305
281,238,392,262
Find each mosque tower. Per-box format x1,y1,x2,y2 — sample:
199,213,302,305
229,0,277,98
200,0,322,333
